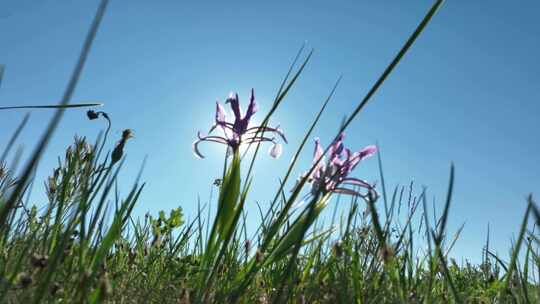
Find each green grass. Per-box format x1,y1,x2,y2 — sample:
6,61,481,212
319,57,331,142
1,0,540,303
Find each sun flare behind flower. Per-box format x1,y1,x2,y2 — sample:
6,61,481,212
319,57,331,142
193,89,287,159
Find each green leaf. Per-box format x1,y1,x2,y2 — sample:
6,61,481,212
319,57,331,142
168,207,184,228
159,210,166,221
0,103,103,111
266,193,330,264
216,150,242,241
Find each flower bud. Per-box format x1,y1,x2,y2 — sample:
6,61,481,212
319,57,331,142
87,110,99,120
269,143,282,159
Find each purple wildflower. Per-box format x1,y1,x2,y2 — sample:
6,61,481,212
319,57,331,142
193,89,287,159
306,133,377,199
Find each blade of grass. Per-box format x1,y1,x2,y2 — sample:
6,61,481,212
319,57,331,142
0,103,103,110
502,196,532,295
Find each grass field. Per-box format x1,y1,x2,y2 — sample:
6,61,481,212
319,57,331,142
1,0,539,303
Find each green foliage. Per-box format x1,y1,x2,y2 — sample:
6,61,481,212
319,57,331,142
152,207,185,236
216,150,242,243
0,117,539,304
2,0,540,303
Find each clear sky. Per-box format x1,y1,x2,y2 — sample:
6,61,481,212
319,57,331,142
1,0,539,263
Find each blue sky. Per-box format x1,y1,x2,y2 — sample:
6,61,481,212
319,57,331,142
1,0,539,263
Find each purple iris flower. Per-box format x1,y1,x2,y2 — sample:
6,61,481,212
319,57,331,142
306,133,378,199
193,89,287,159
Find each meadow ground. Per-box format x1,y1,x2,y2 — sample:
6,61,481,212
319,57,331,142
1,0,539,303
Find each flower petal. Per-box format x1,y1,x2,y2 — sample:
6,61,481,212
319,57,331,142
244,88,258,122
329,133,345,160
193,132,230,159
192,139,205,159
226,92,242,122
273,124,287,143
332,187,362,197
349,145,378,171
359,145,377,159
269,143,282,159
246,125,287,143
311,138,327,179
313,138,323,162
215,101,227,125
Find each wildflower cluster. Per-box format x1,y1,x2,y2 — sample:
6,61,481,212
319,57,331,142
194,89,378,202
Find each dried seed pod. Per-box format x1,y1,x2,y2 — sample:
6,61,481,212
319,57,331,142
53,168,61,179
379,244,395,263
98,272,112,301
50,282,61,296
244,240,251,255
65,146,73,160
18,272,33,288
255,248,264,263
30,253,49,269
0,163,6,179
111,129,133,165
47,176,57,195
332,241,343,257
